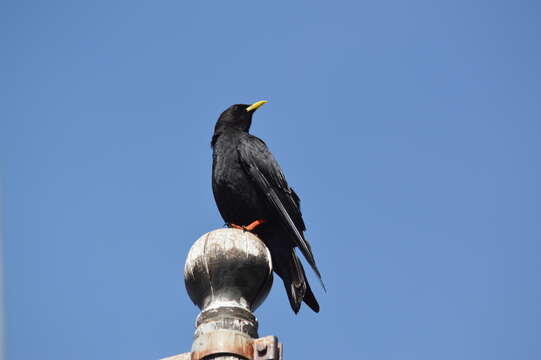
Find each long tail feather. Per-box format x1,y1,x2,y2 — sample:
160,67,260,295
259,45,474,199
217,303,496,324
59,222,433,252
273,247,320,313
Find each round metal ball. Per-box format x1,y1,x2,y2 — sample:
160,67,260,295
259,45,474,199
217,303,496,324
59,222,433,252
184,228,273,312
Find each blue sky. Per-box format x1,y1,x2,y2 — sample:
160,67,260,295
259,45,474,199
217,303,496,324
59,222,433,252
1,1,540,359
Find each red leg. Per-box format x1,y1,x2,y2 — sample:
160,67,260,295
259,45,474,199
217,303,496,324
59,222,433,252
228,223,244,230
244,219,268,231
227,220,268,232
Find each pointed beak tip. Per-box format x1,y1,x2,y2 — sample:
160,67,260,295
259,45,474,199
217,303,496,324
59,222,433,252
246,100,268,112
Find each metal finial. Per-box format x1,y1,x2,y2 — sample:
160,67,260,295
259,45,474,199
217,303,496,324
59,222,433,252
184,228,273,313
167,228,281,360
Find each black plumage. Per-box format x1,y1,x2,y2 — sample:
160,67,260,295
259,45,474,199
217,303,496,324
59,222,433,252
211,101,323,313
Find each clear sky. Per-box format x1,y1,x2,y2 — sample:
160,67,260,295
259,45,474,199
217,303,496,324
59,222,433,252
1,1,540,359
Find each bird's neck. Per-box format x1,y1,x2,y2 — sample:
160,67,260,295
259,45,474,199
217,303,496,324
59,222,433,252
211,127,248,147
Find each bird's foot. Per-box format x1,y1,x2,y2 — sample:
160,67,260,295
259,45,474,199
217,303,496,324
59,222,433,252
227,219,268,232
228,223,245,231
244,219,267,231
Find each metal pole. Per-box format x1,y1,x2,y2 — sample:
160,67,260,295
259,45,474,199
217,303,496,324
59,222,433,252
161,228,282,360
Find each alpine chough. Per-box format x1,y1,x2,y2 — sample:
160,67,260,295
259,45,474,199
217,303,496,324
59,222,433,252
211,100,324,313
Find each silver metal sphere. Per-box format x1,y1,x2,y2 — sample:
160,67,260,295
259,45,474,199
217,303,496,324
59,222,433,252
184,228,273,312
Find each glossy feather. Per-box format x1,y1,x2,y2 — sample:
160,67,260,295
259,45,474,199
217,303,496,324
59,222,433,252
211,104,323,313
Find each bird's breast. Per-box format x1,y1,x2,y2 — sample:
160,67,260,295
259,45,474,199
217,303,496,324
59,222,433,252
212,136,263,224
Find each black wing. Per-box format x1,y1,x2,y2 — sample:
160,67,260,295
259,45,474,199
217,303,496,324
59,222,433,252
237,135,323,282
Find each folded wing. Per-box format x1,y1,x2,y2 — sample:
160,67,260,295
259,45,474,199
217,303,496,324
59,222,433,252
237,135,323,284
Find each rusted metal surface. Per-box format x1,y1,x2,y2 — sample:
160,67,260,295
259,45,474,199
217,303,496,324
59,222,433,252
162,335,282,360
191,330,253,360
253,336,281,360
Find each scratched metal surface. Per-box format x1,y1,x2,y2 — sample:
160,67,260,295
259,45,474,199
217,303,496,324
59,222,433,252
162,229,280,360
184,228,273,313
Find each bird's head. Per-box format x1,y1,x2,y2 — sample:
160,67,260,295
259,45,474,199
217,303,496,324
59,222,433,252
214,100,268,133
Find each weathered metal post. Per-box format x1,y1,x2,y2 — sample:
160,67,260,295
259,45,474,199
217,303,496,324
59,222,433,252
162,228,282,360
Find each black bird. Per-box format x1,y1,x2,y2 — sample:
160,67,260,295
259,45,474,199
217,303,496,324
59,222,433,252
211,101,324,313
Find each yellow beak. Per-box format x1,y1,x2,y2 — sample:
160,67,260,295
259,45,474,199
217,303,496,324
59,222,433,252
246,100,268,112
